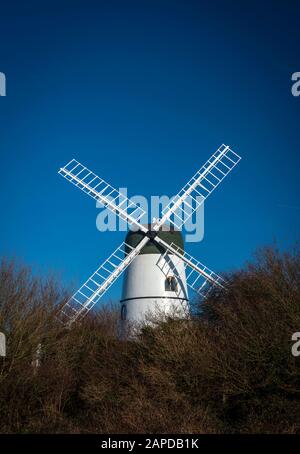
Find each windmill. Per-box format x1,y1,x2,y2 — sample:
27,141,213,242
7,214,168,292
57,144,241,329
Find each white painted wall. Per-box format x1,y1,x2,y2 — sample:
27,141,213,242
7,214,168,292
120,253,189,332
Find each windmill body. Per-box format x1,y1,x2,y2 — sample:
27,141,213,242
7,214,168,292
120,225,189,329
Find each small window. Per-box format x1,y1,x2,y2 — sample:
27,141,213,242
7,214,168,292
165,276,178,292
121,304,127,321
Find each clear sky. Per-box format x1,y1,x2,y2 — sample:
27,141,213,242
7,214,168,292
0,0,299,302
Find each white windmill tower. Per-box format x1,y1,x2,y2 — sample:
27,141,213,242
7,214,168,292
120,224,189,330
57,144,241,331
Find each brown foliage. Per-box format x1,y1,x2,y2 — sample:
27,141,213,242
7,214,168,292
0,246,300,433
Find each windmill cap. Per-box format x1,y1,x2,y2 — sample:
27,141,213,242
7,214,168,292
125,224,184,255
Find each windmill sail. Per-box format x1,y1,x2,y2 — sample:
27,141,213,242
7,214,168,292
156,144,241,230
155,237,225,294
58,241,140,326
59,159,146,228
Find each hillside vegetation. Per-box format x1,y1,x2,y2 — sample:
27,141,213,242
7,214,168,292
0,246,300,433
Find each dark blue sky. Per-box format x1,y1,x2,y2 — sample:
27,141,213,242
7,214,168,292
0,0,299,300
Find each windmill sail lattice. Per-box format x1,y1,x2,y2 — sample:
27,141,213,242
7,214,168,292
157,242,225,297
158,144,241,230
59,241,138,325
59,159,146,226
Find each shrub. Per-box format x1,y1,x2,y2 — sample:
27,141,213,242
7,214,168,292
0,246,299,433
